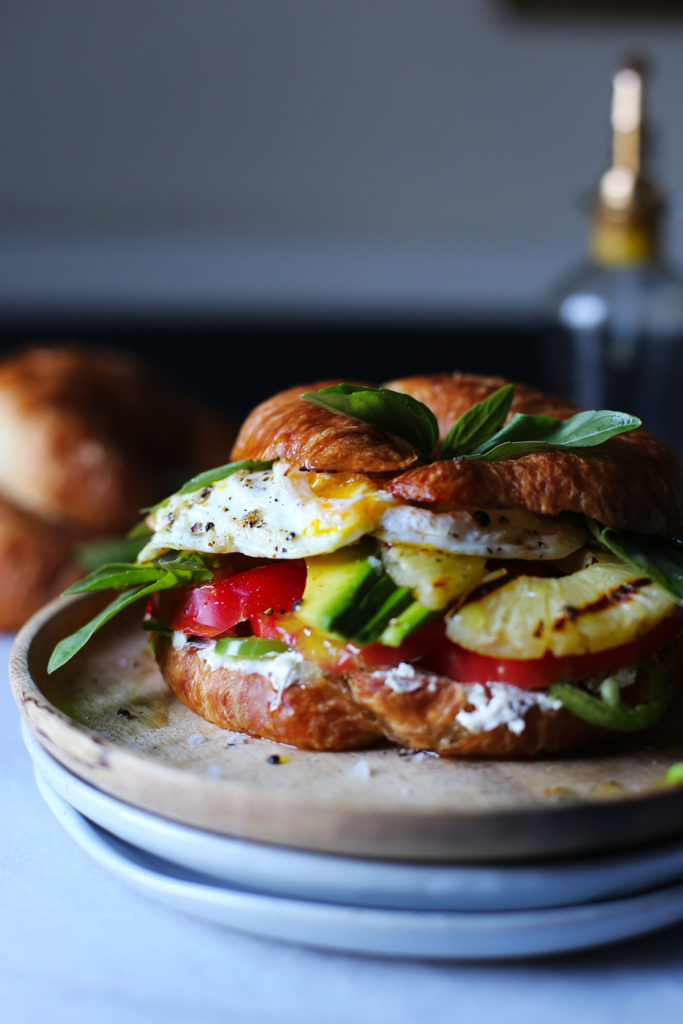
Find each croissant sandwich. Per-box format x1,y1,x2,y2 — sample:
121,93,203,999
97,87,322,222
50,373,683,757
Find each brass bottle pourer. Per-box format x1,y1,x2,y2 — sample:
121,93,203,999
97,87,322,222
591,58,663,266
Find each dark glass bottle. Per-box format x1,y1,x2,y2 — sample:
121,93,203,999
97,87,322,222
549,58,683,458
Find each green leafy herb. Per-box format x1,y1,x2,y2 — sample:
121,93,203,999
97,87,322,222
49,581,164,674
48,552,214,673
440,384,514,459
302,382,639,465
657,762,683,786
142,459,274,516
76,534,150,572
454,408,641,462
64,551,213,596
549,658,670,732
301,384,439,462
587,519,683,604
214,637,290,659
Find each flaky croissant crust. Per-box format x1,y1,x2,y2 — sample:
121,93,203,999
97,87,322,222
232,373,683,536
154,634,683,757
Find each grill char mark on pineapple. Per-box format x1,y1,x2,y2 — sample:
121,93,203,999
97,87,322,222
551,578,652,632
459,572,513,606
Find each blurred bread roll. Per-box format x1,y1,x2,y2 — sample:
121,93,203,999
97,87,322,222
0,344,235,629
0,495,82,629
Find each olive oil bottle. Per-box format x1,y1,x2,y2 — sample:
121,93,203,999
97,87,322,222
549,58,683,457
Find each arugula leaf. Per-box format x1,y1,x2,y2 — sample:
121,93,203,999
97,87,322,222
48,552,214,673
460,408,641,461
549,658,670,732
63,551,213,596
65,564,176,593
301,384,438,462
142,459,274,516
48,574,177,673
587,519,683,603
440,385,514,459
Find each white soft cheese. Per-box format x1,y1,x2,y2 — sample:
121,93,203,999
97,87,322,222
172,632,321,710
455,682,563,736
374,662,432,694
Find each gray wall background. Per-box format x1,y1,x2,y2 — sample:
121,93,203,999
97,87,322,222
3,1,683,315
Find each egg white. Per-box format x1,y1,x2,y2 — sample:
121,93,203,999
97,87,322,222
137,461,587,563
377,505,586,560
137,461,396,561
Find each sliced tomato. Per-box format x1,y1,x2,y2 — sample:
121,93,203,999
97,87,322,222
422,608,683,690
153,560,307,638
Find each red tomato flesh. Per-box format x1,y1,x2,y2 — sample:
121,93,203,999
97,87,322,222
254,606,683,688
152,559,683,690
153,560,306,638
422,607,683,690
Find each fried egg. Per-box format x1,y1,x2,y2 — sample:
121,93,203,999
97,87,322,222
138,461,396,561
377,505,586,560
137,461,587,563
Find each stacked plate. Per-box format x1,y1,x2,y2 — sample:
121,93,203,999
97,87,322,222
12,595,683,961
24,728,683,960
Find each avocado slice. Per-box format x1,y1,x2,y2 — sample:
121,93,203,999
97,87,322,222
335,572,398,639
299,541,439,648
298,541,382,636
378,601,437,648
354,586,415,645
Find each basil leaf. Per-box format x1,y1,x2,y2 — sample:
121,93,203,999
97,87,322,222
440,385,514,460
143,459,274,515
549,658,670,732
462,409,641,461
587,519,683,603
302,384,438,462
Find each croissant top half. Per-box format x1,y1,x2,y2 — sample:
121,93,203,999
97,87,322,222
231,373,683,537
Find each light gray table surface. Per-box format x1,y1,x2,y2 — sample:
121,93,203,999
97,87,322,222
4,631,683,1024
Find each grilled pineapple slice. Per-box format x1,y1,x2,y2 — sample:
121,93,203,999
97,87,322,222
445,551,676,659
380,543,487,611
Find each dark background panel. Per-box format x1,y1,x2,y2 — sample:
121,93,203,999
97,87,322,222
0,318,556,424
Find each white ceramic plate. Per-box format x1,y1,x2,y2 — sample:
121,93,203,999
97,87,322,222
25,727,683,913
34,771,683,961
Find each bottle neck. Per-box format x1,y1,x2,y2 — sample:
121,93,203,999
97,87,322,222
590,211,661,268
589,60,664,270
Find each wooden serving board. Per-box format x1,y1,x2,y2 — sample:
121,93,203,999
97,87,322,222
10,593,683,862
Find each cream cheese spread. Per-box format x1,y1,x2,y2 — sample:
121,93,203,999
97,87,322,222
455,682,563,735
171,632,322,710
